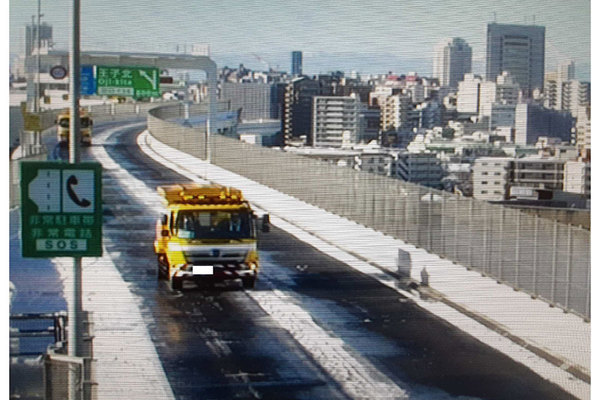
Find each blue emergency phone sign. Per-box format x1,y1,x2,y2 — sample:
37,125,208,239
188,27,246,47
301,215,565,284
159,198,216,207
80,65,96,95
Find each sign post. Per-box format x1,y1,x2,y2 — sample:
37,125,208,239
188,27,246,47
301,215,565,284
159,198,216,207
69,1,83,398
20,161,102,399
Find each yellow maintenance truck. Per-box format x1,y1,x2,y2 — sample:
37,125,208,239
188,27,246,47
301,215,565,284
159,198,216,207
56,108,93,146
154,184,268,290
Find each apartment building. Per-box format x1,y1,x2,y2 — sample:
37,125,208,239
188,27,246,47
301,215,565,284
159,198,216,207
312,95,363,148
379,93,413,132
472,157,513,201
392,152,444,188
512,157,566,193
563,160,591,198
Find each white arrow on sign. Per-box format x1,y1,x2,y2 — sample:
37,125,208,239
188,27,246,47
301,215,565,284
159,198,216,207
29,169,61,213
139,69,158,90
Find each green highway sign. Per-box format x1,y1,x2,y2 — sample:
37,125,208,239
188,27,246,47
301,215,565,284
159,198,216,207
20,162,103,258
96,65,161,98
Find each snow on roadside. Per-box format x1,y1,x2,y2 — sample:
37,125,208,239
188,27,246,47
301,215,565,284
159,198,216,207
49,123,176,400
139,130,590,400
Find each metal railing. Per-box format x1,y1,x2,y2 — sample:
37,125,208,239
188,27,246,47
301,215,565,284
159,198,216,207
147,103,591,320
10,311,95,400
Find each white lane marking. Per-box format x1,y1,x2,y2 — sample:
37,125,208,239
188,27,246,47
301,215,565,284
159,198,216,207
137,133,413,398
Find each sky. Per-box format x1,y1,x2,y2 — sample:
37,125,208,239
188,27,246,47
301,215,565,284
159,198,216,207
8,0,592,79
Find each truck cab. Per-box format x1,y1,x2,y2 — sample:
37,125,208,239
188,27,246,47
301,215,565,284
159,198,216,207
154,184,267,290
56,108,93,146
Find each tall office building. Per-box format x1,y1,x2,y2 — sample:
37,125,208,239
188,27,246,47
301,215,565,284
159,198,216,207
486,23,545,98
433,38,472,88
291,51,303,76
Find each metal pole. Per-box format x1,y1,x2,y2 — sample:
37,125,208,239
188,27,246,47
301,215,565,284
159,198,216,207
69,1,82,399
37,0,41,112
565,224,573,310
532,215,539,296
467,198,473,267
427,192,432,250
440,195,445,256
515,211,521,288
482,205,488,273
550,220,558,304
498,207,504,280
31,15,37,113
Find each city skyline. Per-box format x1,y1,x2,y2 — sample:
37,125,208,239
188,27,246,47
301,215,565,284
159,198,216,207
8,0,591,80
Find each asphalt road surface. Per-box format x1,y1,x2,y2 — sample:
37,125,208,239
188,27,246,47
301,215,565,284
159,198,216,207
58,121,577,400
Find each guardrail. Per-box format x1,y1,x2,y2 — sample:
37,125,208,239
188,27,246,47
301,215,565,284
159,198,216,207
10,311,95,400
147,103,591,320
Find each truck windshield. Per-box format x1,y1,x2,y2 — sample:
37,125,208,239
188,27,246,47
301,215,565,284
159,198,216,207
58,117,91,128
175,210,253,240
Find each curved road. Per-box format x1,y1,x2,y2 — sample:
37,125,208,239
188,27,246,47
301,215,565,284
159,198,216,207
63,121,577,400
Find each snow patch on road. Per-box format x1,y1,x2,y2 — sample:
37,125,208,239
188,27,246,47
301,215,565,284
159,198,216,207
139,130,590,400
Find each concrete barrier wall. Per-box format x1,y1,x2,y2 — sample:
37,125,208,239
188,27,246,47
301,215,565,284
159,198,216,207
145,103,589,319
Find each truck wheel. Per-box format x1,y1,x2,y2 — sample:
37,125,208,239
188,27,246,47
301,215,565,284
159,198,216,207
171,276,183,291
242,277,256,289
157,256,168,280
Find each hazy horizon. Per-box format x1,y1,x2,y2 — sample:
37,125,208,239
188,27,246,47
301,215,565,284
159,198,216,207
8,0,591,80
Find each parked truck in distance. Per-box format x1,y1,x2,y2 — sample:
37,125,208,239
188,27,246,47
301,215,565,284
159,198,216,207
154,183,268,290
56,108,93,146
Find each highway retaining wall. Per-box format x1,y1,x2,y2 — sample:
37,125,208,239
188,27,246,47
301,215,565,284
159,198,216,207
146,103,591,320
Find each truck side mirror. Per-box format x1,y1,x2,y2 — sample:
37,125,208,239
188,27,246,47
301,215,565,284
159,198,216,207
261,214,270,232
161,214,168,225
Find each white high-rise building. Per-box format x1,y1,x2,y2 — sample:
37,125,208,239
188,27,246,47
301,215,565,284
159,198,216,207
433,38,472,88
457,73,482,114
557,60,575,81
479,71,520,117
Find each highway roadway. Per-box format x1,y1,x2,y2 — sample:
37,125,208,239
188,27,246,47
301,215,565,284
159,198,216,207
46,121,578,400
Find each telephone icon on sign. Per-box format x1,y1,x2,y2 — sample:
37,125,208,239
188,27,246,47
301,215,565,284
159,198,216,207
66,175,91,208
